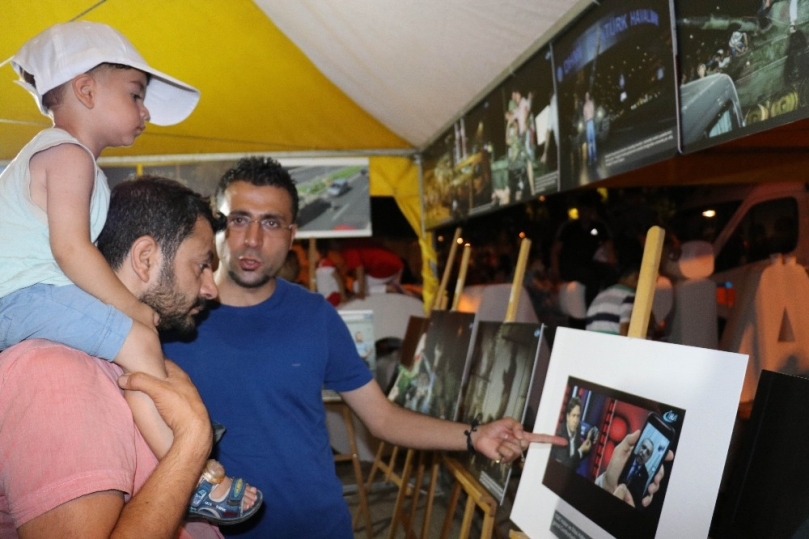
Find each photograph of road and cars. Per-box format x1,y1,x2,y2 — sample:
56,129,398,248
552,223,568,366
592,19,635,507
287,162,371,238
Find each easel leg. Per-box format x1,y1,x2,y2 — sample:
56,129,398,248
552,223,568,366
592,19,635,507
341,404,373,539
439,457,499,539
386,445,401,482
406,450,427,537
387,448,415,539
420,452,441,539
353,441,386,530
440,480,462,539
459,495,476,538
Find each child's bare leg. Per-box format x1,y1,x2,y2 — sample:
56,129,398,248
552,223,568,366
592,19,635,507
116,321,259,513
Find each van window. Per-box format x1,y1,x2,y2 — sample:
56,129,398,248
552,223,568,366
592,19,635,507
715,197,799,273
670,200,742,244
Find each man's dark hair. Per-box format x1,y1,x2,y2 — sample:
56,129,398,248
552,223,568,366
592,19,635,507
215,157,299,222
614,237,644,279
566,396,583,415
98,175,219,270
575,190,601,210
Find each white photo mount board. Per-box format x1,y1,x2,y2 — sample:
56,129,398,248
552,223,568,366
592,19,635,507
512,328,747,538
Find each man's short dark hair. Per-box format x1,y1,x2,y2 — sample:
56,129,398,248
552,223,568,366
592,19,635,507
97,175,219,270
614,237,645,279
566,396,583,415
215,157,299,222
575,190,601,210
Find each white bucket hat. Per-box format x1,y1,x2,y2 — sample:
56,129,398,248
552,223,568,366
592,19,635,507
12,21,200,126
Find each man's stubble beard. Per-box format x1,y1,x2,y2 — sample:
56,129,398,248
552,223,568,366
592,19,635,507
141,263,205,335
227,267,272,289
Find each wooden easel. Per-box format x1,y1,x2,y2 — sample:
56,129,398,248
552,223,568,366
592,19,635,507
508,226,665,538
308,238,318,292
324,393,374,539
627,226,665,339
386,228,464,539
404,243,473,539
437,237,532,539
356,228,463,539
432,228,464,311
440,455,499,538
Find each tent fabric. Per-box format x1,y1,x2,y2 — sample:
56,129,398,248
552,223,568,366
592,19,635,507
0,0,410,162
368,156,420,226
369,155,438,310
259,0,583,146
1,0,583,162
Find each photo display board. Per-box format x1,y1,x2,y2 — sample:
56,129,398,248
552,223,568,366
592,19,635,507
422,90,504,230
493,46,560,208
543,377,685,538
288,157,371,239
421,311,476,420
676,0,809,152
107,157,371,238
338,310,376,373
512,328,747,539
422,45,559,230
554,0,679,191
388,316,430,404
457,321,551,503
386,311,475,420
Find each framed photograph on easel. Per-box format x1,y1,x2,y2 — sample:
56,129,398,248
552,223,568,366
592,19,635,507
512,328,747,538
456,321,552,503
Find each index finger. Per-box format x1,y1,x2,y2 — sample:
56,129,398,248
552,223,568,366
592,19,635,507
522,432,568,446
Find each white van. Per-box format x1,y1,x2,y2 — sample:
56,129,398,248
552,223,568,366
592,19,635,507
669,181,809,319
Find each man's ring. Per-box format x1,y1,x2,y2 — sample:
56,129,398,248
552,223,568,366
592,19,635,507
494,454,502,464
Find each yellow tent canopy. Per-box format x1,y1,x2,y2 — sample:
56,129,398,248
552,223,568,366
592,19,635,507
0,0,584,308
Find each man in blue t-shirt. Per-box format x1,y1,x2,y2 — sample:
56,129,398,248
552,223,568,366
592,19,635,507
163,157,563,539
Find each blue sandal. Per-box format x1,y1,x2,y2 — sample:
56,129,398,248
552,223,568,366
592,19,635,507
188,473,263,525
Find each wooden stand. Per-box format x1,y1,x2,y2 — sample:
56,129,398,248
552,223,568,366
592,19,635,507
394,246,472,539
367,228,463,539
353,440,417,538
325,394,373,539
627,226,664,339
411,242,472,539
313,236,374,537
439,456,498,539
308,237,318,292
417,450,443,539
436,238,531,539
431,228,462,311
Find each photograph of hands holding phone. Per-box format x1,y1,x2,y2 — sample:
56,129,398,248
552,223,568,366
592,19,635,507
543,377,684,538
599,414,675,508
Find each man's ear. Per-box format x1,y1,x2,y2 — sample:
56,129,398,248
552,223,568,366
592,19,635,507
288,225,297,251
129,235,161,283
71,73,97,109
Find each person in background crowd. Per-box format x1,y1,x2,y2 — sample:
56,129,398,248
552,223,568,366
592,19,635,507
336,238,405,298
551,191,617,314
